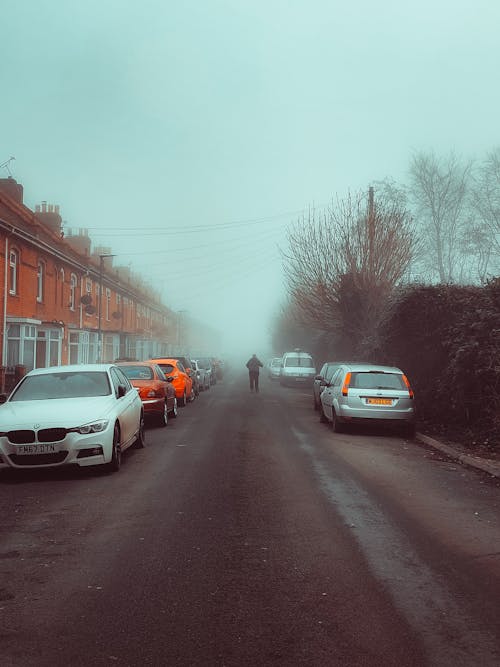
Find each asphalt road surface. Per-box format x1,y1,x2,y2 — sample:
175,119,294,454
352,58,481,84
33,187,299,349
1,370,499,666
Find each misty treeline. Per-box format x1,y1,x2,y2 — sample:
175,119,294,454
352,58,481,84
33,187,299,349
271,148,500,444
274,146,499,355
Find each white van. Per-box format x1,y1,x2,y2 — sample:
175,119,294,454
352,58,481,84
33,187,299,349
279,350,316,387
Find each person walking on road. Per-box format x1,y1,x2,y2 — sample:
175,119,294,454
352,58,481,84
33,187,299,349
246,354,263,392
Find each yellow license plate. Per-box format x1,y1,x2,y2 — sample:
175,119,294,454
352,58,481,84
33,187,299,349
367,398,392,405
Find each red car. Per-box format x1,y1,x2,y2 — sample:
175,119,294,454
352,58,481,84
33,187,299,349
116,361,177,427
149,358,194,406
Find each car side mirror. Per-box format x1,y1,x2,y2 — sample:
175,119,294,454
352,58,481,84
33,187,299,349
166,376,174,383
117,384,127,398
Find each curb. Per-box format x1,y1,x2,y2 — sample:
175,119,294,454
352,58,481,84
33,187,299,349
416,433,500,479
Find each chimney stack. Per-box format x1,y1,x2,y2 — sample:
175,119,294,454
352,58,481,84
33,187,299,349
0,177,24,204
65,228,91,256
35,201,63,235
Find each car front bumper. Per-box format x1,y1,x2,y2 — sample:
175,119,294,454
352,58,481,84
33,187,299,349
0,429,114,469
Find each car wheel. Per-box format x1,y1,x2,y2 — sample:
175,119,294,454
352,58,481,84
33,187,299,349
170,397,178,418
134,413,146,448
189,388,196,402
157,401,168,427
331,409,345,433
106,425,122,472
319,403,328,423
179,390,187,407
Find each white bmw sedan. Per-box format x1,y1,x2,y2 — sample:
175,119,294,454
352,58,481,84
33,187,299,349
0,364,145,473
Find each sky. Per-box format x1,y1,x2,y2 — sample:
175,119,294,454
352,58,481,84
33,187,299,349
1,0,499,360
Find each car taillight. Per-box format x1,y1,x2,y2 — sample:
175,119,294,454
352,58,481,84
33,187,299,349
402,374,414,399
342,372,351,396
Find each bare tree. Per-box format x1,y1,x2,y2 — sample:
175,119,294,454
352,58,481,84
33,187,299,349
469,147,500,275
409,150,472,282
281,189,416,345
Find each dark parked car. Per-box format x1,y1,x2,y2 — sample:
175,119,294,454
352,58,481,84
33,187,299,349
197,357,216,385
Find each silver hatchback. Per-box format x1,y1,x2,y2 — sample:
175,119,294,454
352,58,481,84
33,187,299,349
319,363,416,436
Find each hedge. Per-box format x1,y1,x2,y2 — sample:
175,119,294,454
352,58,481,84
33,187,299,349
367,279,500,448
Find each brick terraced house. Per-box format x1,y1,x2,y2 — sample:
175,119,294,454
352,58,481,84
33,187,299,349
0,177,177,391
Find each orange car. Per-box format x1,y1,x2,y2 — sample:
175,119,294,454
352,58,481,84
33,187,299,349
116,361,177,426
149,358,193,406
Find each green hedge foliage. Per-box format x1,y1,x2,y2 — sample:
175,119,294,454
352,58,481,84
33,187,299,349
369,279,500,446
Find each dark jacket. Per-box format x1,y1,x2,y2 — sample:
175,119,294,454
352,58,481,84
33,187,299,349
246,356,263,373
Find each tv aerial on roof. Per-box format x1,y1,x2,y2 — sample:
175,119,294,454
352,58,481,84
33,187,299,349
0,157,15,177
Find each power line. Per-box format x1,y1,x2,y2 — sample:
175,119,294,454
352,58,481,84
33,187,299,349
116,228,283,261
73,202,330,236
171,254,284,305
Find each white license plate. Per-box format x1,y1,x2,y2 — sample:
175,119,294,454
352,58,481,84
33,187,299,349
366,398,393,405
16,443,59,455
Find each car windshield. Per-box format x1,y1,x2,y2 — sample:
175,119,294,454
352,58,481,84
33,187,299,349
119,366,154,380
285,356,314,367
9,371,111,401
350,372,405,390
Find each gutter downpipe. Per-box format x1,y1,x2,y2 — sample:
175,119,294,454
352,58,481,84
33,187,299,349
2,236,8,393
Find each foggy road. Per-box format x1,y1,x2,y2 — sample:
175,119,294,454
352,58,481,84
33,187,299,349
1,370,499,666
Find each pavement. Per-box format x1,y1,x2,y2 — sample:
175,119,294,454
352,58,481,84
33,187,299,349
416,432,500,479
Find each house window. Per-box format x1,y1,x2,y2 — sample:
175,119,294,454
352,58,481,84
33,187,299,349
36,329,61,367
36,260,45,302
59,268,65,307
8,249,18,295
69,274,78,310
68,330,99,364
6,324,36,370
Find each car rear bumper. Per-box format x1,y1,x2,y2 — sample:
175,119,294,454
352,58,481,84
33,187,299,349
337,404,415,422
280,375,315,386
142,398,165,413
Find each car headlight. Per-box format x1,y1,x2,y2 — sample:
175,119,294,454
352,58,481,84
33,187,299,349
68,420,109,434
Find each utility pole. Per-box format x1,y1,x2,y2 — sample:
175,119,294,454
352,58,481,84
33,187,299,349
97,254,114,362
177,309,187,354
368,186,375,278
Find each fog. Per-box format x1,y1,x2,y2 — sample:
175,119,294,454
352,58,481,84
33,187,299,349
2,0,499,363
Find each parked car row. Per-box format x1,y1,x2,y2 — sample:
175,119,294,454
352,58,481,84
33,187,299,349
0,355,223,474
271,351,416,437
